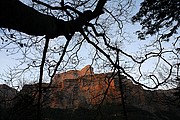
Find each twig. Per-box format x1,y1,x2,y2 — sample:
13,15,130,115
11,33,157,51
37,36,50,120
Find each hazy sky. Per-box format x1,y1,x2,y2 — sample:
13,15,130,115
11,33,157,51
0,0,143,84
0,0,178,90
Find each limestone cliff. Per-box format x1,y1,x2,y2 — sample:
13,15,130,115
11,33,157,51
2,65,178,112
48,65,122,109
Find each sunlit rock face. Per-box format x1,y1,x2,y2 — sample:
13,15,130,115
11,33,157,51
52,65,94,85
17,65,177,112
17,65,150,110
49,65,123,109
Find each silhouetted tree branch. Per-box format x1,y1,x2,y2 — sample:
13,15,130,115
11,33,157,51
0,0,179,120
132,0,179,40
0,0,107,39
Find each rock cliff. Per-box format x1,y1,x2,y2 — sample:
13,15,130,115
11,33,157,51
0,65,179,113
45,65,122,109
0,84,17,108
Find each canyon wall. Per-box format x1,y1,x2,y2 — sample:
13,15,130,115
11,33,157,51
0,65,178,112
46,65,123,109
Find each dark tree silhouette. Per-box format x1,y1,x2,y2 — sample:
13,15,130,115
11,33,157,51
0,0,179,120
0,0,106,40
132,0,180,97
132,0,179,40
132,0,180,115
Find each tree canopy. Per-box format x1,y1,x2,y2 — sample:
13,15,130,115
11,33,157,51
0,0,107,39
0,0,179,119
132,0,179,40
0,0,179,91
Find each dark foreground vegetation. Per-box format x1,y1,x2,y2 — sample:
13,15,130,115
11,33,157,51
0,103,179,120
0,0,179,120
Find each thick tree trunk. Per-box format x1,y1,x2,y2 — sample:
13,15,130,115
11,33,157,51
0,0,65,38
0,0,107,39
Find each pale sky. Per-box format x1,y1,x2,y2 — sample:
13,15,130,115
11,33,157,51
0,0,178,89
0,0,139,84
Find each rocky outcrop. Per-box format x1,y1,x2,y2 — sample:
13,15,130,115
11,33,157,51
48,65,122,109
17,65,178,111
1,65,179,120
1,65,178,113
15,65,128,109
0,84,17,108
